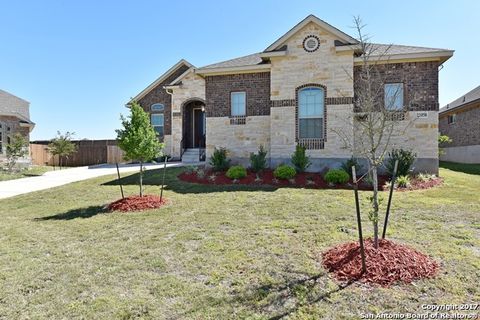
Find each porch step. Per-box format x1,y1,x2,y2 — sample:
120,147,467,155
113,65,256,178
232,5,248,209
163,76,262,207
182,149,203,163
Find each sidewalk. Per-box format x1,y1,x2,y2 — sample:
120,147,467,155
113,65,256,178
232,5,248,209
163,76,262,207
0,162,189,199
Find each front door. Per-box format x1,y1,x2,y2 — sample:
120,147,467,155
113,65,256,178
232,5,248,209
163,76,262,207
192,108,205,148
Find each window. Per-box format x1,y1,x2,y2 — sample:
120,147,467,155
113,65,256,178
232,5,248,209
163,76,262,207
298,87,324,139
231,92,246,116
151,114,164,136
384,83,404,110
151,103,165,112
447,114,456,124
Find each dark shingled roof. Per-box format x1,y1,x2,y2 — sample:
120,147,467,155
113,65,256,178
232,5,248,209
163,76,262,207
198,44,450,70
440,85,480,113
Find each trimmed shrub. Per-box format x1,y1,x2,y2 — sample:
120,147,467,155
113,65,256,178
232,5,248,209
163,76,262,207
341,156,363,175
273,165,296,180
291,145,311,173
226,165,247,179
209,147,230,171
396,175,411,188
324,169,350,185
385,149,417,177
250,145,268,173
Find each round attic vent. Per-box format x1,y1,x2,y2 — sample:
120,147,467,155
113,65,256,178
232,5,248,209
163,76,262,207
303,35,320,52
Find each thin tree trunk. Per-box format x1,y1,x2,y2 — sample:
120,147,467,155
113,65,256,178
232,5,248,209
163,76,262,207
139,161,143,197
372,165,379,248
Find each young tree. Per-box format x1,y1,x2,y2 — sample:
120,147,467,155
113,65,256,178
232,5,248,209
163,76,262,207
48,131,77,169
116,101,164,196
333,17,417,248
6,133,29,172
438,135,452,156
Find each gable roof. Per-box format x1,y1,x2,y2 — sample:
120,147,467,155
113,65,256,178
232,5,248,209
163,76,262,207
440,85,480,114
0,89,31,120
199,53,264,70
264,14,358,52
129,59,193,104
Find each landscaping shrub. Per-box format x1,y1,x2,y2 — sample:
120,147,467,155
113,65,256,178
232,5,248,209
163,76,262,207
273,165,296,180
291,145,311,173
385,149,416,177
396,175,411,188
324,169,350,185
209,147,230,171
341,156,363,175
250,145,268,173
226,165,247,179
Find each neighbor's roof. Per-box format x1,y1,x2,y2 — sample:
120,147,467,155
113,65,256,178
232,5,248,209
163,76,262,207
0,89,31,121
440,85,480,114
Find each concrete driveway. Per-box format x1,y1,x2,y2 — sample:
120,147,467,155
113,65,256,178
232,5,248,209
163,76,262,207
0,162,189,199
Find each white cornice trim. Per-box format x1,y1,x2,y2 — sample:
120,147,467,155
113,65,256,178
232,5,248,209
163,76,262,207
195,64,271,76
353,50,454,65
128,59,194,105
264,14,358,52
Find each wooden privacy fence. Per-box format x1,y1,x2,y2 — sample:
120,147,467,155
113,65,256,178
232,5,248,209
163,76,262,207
30,140,125,167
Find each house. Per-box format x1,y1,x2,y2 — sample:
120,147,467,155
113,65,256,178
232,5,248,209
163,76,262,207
0,89,35,162
439,86,480,163
130,15,453,173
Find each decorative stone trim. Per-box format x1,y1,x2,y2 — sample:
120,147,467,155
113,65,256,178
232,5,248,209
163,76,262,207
298,138,325,150
302,35,321,52
326,97,354,105
295,83,328,148
272,99,296,107
229,116,246,125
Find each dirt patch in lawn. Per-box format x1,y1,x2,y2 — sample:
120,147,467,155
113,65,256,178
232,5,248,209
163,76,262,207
322,238,439,287
107,195,167,212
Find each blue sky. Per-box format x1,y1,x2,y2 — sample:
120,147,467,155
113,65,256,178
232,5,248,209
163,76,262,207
1,0,479,140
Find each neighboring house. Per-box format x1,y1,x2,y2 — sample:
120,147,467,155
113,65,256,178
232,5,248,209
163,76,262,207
439,86,480,163
0,89,35,162
130,15,453,173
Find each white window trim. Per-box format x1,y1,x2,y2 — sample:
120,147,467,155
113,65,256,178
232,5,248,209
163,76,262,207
384,83,404,111
151,113,164,136
298,87,325,140
230,91,246,117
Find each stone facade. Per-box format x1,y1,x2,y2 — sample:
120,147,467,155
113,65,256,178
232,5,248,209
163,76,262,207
0,115,30,159
205,72,271,117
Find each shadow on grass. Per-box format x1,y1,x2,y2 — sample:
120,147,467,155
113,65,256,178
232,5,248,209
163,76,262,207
102,167,279,194
440,161,480,175
35,205,106,221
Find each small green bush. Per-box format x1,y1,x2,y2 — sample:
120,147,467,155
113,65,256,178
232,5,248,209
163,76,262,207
250,145,268,173
226,165,247,179
396,175,411,188
324,169,350,185
209,147,230,171
341,156,363,175
273,165,296,180
385,149,416,177
291,145,311,173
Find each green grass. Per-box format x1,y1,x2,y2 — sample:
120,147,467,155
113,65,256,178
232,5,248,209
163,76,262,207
0,165,53,181
440,161,480,175
0,167,479,319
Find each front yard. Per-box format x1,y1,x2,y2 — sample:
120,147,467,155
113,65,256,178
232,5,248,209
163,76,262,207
0,165,52,181
0,165,478,319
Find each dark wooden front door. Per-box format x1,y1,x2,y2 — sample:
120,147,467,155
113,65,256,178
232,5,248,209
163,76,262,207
193,108,205,148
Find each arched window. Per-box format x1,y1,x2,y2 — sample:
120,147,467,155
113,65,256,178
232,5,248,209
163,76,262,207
151,103,165,112
298,87,324,139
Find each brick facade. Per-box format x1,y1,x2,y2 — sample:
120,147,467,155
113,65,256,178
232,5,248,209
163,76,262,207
354,61,439,112
439,102,480,147
138,64,190,136
205,72,271,117
0,115,30,156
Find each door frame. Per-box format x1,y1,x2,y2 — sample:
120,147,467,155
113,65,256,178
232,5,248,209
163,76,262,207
192,107,205,148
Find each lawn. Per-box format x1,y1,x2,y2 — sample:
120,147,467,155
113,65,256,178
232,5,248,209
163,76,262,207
0,165,53,181
0,166,478,319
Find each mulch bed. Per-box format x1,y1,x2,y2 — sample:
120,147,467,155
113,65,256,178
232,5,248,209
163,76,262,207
178,169,442,191
107,195,167,212
322,238,439,287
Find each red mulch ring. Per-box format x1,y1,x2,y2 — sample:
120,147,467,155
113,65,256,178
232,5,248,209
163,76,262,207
107,195,167,212
178,169,389,191
383,177,444,192
322,238,439,287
